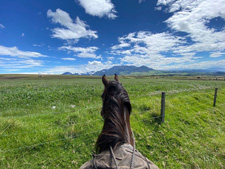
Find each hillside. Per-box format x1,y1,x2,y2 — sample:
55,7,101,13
62,65,225,76
62,65,154,76
93,65,154,76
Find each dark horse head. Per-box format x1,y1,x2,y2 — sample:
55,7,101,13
95,74,134,153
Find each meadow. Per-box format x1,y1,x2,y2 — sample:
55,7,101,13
0,75,225,169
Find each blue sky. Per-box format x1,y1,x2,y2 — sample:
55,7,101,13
0,0,225,74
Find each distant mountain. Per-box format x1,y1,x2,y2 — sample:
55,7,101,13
214,71,225,75
62,66,225,76
162,69,225,75
62,72,73,75
164,69,217,73
62,71,95,76
93,65,154,76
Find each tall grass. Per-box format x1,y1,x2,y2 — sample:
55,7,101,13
0,75,225,168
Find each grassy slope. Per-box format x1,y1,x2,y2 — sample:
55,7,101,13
0,75,224,168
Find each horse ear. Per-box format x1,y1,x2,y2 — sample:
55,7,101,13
102,75,108,86
125,102,132,114
114,74,119,81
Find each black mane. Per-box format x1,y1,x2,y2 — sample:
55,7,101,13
95,75,133,153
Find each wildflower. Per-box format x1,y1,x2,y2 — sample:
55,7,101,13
52,106,56,109
71,105,75,108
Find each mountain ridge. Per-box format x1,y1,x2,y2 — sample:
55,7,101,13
93,65,153,76
62,65,225,76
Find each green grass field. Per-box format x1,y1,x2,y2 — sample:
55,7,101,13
0,75,225,168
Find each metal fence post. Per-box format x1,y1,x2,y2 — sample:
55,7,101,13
161,92,166,123
213,88,218,107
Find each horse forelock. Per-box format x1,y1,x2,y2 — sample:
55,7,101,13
102,80,131,115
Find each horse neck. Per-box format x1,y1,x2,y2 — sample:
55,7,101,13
96,106,133,153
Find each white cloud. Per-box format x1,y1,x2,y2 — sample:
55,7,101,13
160,60,225,70
0,57,43,69
22,33,25,37
17,59,42,68
119,54,225,71
138,0,146,3
157,0,174,6
157,0,201,13
120,54,197,69
210,52,225,58
155,6,162,11
0,24,5,29
62,58,76,61
77,0,117,19
44,66,79,74
0,45,46,58
47,8,98,41
107,57,114,60
108,0,225,70
33,43,45,47
45,61,114,74
111,31,185,56
111,31,204,69
111,37,131,50
59,46,101,59
158,0,225,52
0,45,46,70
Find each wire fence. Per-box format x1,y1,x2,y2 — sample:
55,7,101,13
0,86,218,119
1,104,221,153
1,116,167,153
146,86,214,96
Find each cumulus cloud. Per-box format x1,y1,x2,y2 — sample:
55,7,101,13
44,66,80,74
111,37,131,50
110,0,225,70
158,0,225,52
0,45,46,58
157,0,201,13
160,59,225,71
110,31,202,69
210,52,225,58
59,46,101,59
120,54,198,69
0,45,46,70
111,31,185,55
47,8,98,41
0,57,43,69
45,60,114,74
77,0,117,19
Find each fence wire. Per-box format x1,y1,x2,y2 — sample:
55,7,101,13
0,110,193,152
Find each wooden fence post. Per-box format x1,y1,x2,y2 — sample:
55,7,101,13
213,88,218,107
161,92,166,123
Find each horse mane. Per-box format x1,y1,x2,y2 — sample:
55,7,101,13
95,75,134,154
